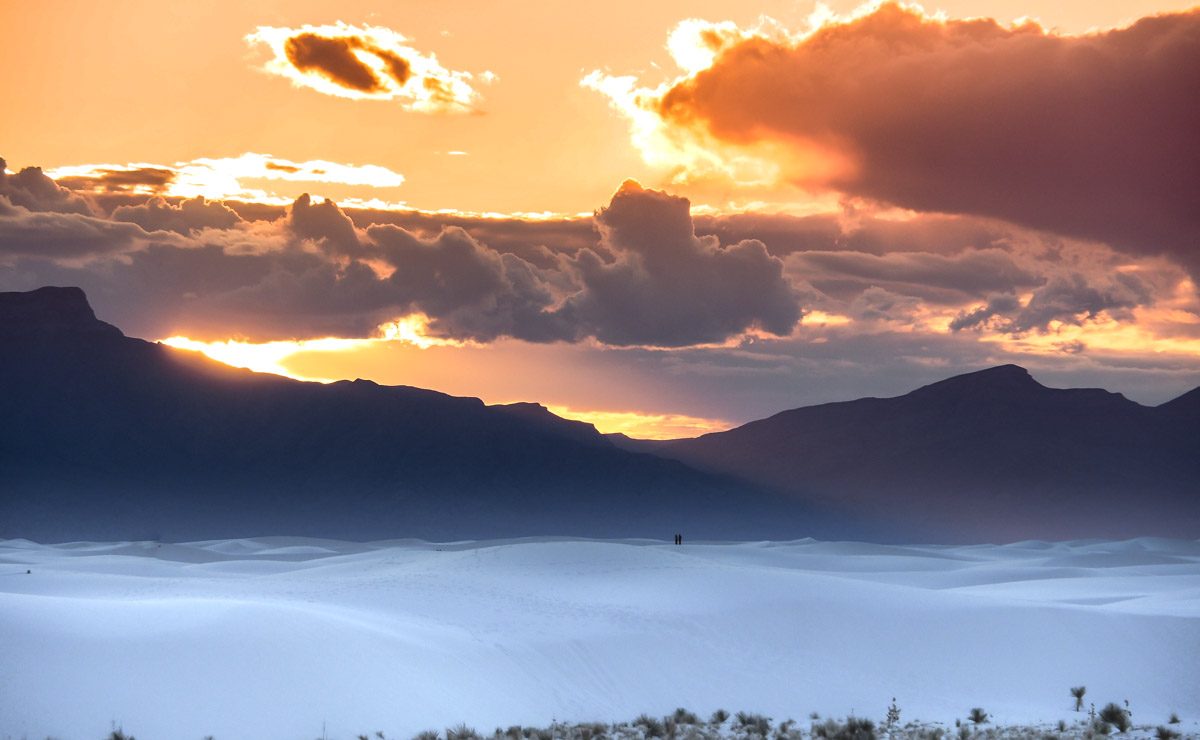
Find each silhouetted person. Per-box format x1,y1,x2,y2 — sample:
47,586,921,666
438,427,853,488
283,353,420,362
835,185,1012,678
679,533,683,545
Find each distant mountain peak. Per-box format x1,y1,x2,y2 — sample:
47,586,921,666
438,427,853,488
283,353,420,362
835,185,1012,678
908,363,1041,398
0,285,122,339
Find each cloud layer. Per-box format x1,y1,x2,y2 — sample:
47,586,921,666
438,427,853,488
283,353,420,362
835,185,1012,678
246,22,489,112
590,4,1200,271
2,158,1196,394
1,161,804,346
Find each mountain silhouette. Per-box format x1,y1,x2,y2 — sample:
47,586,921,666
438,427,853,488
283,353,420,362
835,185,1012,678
4,287,1196,542
613,365,1200,540
1,286,854,542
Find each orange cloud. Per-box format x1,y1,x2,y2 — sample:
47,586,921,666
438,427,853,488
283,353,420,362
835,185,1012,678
246,22,490,112
588,3,1200,272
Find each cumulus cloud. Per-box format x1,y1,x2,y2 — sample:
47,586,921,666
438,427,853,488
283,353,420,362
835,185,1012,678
560,181,801,346
590,4,1200,268
287,194,364,256
368,224,569,342
246,22,489,112
1,165,804,346
0,158,95,215
112,196,242,235
3,159,1191,363
0,196,164,259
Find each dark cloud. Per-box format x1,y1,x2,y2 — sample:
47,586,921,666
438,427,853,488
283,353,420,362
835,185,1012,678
560,181,801,346
0,158,94,215
951,272,1153,333
247,24,480,111
284,33,384,93
0,197,155,258
112,196,241,235
53,166,176,195
373,47,413,85
287,194,363,256
789,248,1044,304
655,5,1200,270
369,224,569,342
1,162,1191,361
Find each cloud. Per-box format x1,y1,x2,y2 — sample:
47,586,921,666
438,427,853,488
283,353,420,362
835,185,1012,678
368,224,569,342
287,193,363,256
47,153,404,204
789,247,1044,304
0,158,95,215
951,272,1153,333
112,196,242,235
52,166,177,195
0,196,162,259
560,181,801,346
246,22,488,112
589,4,1200,269
3,159,1195,373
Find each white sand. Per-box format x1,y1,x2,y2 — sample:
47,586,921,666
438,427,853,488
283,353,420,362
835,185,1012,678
1,536,1197,740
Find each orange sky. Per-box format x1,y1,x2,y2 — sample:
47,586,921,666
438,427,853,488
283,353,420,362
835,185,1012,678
2,0,1199,438
2,0,1195,215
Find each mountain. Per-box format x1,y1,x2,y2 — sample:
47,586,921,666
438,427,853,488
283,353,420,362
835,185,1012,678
611,365,1200,541
0,286,855,543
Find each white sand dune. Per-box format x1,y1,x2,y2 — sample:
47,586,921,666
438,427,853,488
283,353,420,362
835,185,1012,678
1,537,1198,740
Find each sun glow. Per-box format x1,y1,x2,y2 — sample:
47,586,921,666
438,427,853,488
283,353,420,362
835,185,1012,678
46,153,405,205
978,306,1200,358
544,405,731,440
160,313,456,380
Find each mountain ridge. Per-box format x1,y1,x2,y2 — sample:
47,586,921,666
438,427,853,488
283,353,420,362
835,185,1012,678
2,285,1196,543
1,286,854,543
610,360,1199,540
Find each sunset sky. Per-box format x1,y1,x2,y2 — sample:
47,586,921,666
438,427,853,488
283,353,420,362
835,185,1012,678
2,0,1198,437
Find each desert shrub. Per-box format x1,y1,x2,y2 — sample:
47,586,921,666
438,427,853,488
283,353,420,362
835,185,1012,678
735,711,771,737
956,726,969,740
1155,727,1180,740
1057,720,1068,732
447,726,481,740
1168,713,1180,724
1099,703,1130,733
576,721,608,740
672,709,699,725
663,717,678,738
812,717,875,740
635,714,665,738
968,708,989,725
414,731,440,740
710,710,730,725
842,718,876,740
108,730,135,740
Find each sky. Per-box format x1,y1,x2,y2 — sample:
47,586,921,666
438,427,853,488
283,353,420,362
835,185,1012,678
2,0,1199,437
